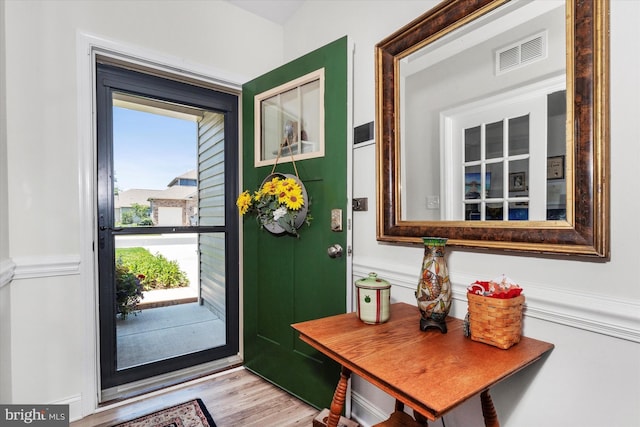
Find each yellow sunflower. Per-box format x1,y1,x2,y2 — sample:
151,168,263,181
281,177,300,193
283,190,304,210
235,190,253,215
261,177,281,195
276,178,301,203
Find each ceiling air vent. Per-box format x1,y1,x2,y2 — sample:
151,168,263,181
496,32,547,75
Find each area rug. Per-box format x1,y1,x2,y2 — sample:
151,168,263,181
113,399,217,427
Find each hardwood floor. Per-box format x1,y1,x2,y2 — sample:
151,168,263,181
71,367,320,427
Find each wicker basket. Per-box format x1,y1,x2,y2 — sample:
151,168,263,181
467,293,525,349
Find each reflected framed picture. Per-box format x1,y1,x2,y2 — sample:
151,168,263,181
509,172,526,191
464,172,490,199
254,69,325,167
547,155,565,180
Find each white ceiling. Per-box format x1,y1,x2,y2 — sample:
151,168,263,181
225,0,305,25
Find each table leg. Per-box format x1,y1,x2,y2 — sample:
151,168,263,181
480,390,499,427
326,366,352,427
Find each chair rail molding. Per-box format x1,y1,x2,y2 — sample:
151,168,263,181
11,255,80,280
0,258,16,289
353,258,640,343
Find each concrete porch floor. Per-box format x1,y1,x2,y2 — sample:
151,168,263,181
116,298,226,369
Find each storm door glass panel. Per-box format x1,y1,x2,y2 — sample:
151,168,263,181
110,94,227,372
115,233,226,369
113,93,199,228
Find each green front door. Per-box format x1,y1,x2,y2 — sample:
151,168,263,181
242,37,348,408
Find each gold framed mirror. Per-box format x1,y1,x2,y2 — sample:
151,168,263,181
375,0,609,258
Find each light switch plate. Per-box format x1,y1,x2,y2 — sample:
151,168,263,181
352,198,368,211
426,195,440,209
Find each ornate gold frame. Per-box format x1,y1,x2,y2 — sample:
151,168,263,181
375,0,609,258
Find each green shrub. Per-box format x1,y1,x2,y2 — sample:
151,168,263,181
115,247,190,291
115,262,143,319
121,211,134,225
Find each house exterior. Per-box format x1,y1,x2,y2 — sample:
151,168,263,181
151,170,198,226
115,170,198,226
114,188,163,224
149,185,198,226
0,1,638,427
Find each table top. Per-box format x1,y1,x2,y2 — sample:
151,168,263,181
292,302,553,420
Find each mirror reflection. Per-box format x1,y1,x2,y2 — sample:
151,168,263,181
399,1,566,222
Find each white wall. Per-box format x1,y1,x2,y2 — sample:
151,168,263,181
0,0,14,405
2,1,639,426
1,0,284,418
402,5,565,221
284,1,640,426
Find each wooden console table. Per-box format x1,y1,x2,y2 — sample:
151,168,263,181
292,303,553,427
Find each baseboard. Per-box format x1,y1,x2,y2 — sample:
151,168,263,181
51,394,83,423
350,389,389,427
353,259,640,343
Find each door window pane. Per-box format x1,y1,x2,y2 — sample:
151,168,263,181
485,202,503,220
509,201,529,221
486,162,503,199
464,165,482,200
509,159,529,197
508,114,529,156
465,203,481,221
485,120,503,159
255,69,325,166
464,126,481,162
